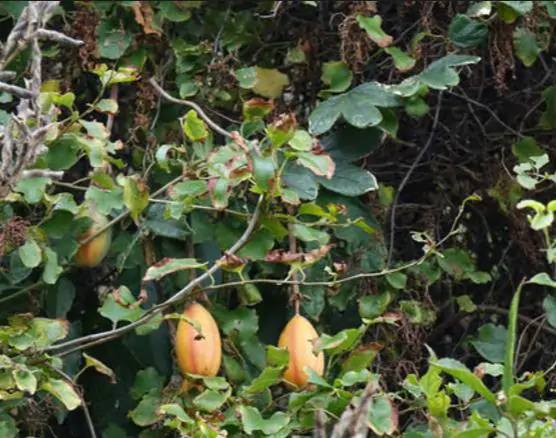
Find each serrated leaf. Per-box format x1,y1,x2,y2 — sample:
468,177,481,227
143,258,206,282
41,379,81,410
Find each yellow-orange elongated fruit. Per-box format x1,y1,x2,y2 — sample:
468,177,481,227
278,314,325,388
74,203,112,268
175,303,222,377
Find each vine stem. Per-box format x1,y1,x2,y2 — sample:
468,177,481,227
43,195,265,356
148,78,232,139
287,205,301,315
387,92,443,268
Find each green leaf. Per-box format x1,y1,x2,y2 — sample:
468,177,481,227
499,1,533,16
368,395,399,436
417,55,481,90
252,67,289,98
337,369,373,387
341,344,381,374
18,239,42,268
42,247,63,285
512,137,544,163
431,358,496,404
252,155,276,190
503,282,524,395
320,61,352,95
513,27,541,67
471,324,507,363
80,120,109,140
122,175,149,223
131,368,164,401
448,14,488,49
400,300,436,325
239,406,290,435
143,258,206,282
158,404,193,424
267,345,290,367
385,47,416,72
96,20,132,59
528,272,556,287
356,15,393,47
316,162,378,196
282,162,319,201
296,151,335,179
466,1,493,17
83,352,116,382
359,292,392,319
129,393,161,426
291,223,330,246
99,286,144,326
171,180,208,198
543,295,556,328
242,367,284,395
234,67,258,88
183,109,209,141
289,129,313,151
213,306,259,340
158,1,193,21
42,137,80,170
404,96,430,118
0,413,18,438
13,367,37,394
14,176,50,204
85,186,124,216
95,98,119,113
321,125,384,163
386,271,407,290
46,277,76,318
193,388,230,412
41,379,81,410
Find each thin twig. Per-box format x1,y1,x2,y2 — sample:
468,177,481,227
387,92,443,267
43,195,265,355
148,78,232,139
45,364,97,438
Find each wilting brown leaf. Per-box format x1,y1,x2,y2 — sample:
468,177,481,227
131,1,162,36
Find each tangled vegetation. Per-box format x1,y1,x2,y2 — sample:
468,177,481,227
0,1,555,437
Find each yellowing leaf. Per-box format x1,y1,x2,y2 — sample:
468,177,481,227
253,68,289,98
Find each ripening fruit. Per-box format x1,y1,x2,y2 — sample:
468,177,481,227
175,303,222,378
278,314,325,388
74,203,112,268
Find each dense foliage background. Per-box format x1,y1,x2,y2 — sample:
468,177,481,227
0,1,555,437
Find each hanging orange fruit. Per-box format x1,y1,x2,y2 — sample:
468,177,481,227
278,314,325,388
74,202,112,268
175,302,222,378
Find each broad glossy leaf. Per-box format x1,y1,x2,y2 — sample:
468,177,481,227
470,324,507,363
